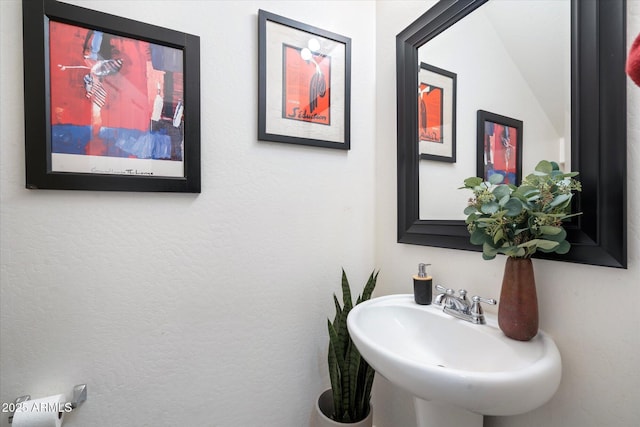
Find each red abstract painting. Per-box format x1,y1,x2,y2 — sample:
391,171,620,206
49,20,184,162
483,122,519,184
283,45,331,125
418,82,444,143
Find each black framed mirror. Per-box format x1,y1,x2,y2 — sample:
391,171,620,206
397,0,627,268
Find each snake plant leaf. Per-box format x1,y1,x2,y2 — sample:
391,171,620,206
341,269,353,311
332,294,342,324
327,319,342,419
361,270,378,302
328,320,345,372
352,348,365,419
337,308,350,358
355,364,366,415
341,344,352,420
331,294,345,357
348,342,362,418
360,362,374,417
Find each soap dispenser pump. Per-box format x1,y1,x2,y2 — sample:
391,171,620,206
413,263,432,305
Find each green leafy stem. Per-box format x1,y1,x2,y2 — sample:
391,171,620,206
461,160,582,260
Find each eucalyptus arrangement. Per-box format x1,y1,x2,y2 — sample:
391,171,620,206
326,269,378,423
461,160,582,260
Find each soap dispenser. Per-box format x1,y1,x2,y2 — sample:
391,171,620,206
413,263,432,305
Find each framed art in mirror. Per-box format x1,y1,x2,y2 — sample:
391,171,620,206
22,0,201,192
476,110,523,186
397,0,627,268
258,10,351,150
419,62,456,162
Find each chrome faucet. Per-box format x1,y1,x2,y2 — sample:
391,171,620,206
433,285,496,325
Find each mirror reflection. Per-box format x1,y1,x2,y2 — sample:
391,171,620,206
418,0,570,220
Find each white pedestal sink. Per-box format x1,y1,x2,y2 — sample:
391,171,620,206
347,295,561,427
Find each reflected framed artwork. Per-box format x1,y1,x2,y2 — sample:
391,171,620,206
22,0,201,192
418,62,456,162
476,110,523,186
258,10,351,150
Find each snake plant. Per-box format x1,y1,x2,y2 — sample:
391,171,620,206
327,269,378,423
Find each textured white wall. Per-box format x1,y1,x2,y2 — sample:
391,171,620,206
375,1,640,427
0,1,376,426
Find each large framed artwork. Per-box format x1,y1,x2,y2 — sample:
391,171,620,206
477,110,523,186
22,0,201,192
418,62,456,162
258,10,351,150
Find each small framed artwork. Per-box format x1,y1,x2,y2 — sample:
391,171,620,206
418,62,456,162
22,0,201,192
258,10,351,150
477,110,523,186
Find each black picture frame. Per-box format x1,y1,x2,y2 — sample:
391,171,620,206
419,62,456,162
258,10,351,150
22,0,201,192
396,0,627,268
476,110,523,186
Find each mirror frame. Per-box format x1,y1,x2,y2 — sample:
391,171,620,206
397,0,627,268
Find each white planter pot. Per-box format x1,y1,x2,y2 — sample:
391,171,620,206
314,389,373,427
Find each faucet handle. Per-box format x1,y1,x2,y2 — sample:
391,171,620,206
435,285,455,295
472,295,497,306
469,295,497,324
458,289,468,302
434,285,455,306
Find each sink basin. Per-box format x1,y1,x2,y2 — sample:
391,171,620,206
347,294,561,423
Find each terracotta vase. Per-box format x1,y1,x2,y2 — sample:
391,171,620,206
498,257,539,341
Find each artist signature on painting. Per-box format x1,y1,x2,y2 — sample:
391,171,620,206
287,107,327,121
91,167,154,176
